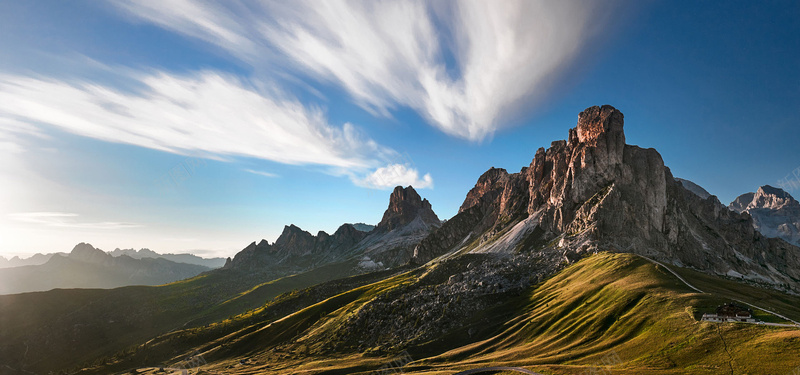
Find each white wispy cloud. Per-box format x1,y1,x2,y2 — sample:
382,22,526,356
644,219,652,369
114,0,608,141
8,212,142,230
0,72,391,169
243,169,279,178
0,70,433,189
354,163,433,190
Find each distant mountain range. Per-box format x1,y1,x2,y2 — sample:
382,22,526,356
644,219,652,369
0,247,225,269
0,243,211,294
107,248,227,268
0,252,64,268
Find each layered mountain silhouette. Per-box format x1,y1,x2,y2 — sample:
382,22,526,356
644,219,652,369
0,252,63,268
108,248,226,268
0,248,224,269
0,243,210,294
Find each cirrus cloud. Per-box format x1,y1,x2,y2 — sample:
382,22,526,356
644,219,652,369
0,72,389,169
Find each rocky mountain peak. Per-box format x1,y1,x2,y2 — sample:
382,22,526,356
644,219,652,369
377,186,440,232
459,168,510,213
730,185,799,213
575,105,625,146
274,224,315,250
753,185,798,210
728,185,800,247
68,242,112,264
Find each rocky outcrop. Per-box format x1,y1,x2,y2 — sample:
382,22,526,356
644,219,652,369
730,186,800,247
414,105,800,291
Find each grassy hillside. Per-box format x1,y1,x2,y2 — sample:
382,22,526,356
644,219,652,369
0,260,370,374
102,252,800,375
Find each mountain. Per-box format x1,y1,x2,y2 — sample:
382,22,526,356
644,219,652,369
729,185,800,246
355,185,441,266
225,185,440,273
674,177,711,199
0,252,63,268
0,243,210,294
108,248,227,268
0,248,224,269
349,222,376,232
4,106,800,375
413,105,800,290
0,187,440,374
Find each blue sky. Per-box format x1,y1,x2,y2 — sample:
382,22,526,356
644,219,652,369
1,0,798,258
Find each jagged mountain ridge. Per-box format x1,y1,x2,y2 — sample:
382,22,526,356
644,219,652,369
414,105,800,290
730,185,800,246
225,185,440,274
0,243,210,294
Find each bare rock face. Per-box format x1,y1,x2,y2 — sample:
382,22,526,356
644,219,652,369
729,186,800,247
414,105,800,292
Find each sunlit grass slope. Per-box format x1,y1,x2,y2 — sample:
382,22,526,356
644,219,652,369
117,252,800,375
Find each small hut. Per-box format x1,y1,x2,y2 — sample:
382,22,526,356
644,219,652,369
701,302,756,323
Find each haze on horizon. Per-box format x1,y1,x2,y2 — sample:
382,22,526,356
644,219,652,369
1,0,798,258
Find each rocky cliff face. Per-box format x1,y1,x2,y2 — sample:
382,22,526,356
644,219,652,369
414,105,800,291
730,186,800,247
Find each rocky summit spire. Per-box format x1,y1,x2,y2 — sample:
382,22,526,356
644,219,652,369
377,186,440,232
575,105,625,145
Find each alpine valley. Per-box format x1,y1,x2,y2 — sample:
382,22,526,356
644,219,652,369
2,106,800,375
